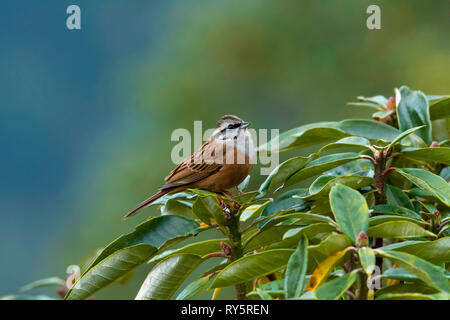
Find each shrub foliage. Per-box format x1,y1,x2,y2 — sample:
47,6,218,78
6,86,450,300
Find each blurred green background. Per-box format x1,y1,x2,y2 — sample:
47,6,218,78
0,0,449,299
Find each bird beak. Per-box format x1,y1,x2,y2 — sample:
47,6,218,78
240,121,250,128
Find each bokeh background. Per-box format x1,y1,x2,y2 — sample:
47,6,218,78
1,0,449,299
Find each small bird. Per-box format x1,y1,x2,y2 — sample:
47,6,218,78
125,115,255,218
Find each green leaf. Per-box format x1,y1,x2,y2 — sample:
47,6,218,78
395,168,450,206
375,250,450,293
161,199,194,217
284,234,308,299
210,249,294,288
380,237,450,264
385,184,415,211
193,195,226,225
304,174,373,200
86,215,200,270
65,215,200,300
240,200,272,222
136,254,203,300
282,223,336,241
376,293,437,300
285,153,362,188
368,221,436,239
176,276,210,300
258,189,310,227
359,247,376,276
148,239,226,264
258,122,348,153
371,204,422,220
316,137,371,154
369,215,429,227
244,226,299,252
384,126,426,150
428,95,450,120
234,191,260,205
315,272,357,300
259,119,403,153
336,119,401,142
329,184,369,243
356,95,389,106
66,244,158,300
258,156,314,195
237,175,250,191
308,233,352,264
396,86,432,145
19,277,65,293
401,147,450,166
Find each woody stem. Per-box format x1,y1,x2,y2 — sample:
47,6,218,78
226,213,247,300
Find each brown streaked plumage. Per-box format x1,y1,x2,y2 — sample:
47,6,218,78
125,115,254,218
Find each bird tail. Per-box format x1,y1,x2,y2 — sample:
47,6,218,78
124,190,168,219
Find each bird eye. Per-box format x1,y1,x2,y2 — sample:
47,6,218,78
228,124,234,129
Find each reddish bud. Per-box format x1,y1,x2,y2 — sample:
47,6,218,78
430,141,440,148
220,241,233,256
386,96,395,110
356,231,369,247
434,210,440,217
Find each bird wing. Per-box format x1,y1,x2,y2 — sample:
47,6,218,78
162,140,226,189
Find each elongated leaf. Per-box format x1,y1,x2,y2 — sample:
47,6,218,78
428,95,450,120
285,234,308,298
66,215,200,300
383,267,450,282
371,204,422,220
396,86,432,145
375,250,450,293
402,147,450,166
395,168,450,206
210,249,294,288
66,244,157,300
136,254,203,300
259,119,403,153
385,184,415,211
244,225,299,252
282,223,336,240
176,276,210,300
258,189,310,228
193,196,226,225
315,272,357,300
385,126,426,150
380,237,450,264
258,156,314,195
148,239,226,264
305,248,351,291
258,122,348,153
356,95,389,106
87,215,200,270
359,247,376,276
234,191,260,205
305,174,373,200
337,119,401,142
161,198,194,217
308,233,352,264
286,153,362,188
316,137,371,154
369,215,429,227
368,221,436,239
240,200,271,222
329,184,369,243
376,293,437,300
